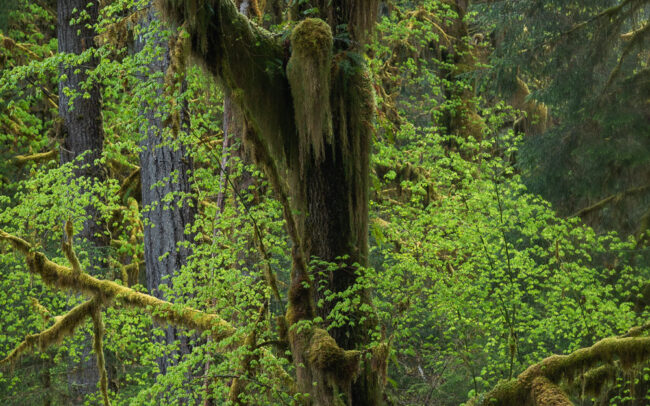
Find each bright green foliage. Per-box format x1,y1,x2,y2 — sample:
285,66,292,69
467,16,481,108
0,0,649,405
367,1,650,403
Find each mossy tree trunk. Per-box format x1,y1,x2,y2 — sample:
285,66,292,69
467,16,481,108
134,7,197,375
158,0,383,404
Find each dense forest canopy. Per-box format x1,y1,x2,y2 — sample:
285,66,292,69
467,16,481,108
0,0,649,405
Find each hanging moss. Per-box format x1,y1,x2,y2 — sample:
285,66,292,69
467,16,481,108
155,2,381,403
155,0,213,55
530,376,572,406
157,0,295,172
164,28,191,135
305,0,379,47
95,8,147,49
581,364,617,397
330,52,374,261
287,18,334,170
483,332,650,406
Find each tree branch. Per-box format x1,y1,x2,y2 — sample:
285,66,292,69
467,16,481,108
564,0,635,36
156,0,295,165
91,304,111,406
481,328,650,405
1,298,97,367
573,184,650,218
0,229,236,341
13,149,58,166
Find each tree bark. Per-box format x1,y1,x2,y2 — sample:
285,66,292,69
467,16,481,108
158,1,383,403
134,8,197,375
57,0,105,401
57,0,105,245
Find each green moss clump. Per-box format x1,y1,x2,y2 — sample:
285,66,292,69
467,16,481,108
287,18,334,170
530,376,572,406
308,328,360,383
484,379,528,406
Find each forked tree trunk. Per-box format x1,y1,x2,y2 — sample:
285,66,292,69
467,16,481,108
158,0,383,403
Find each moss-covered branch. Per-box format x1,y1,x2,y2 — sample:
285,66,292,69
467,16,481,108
0,298,97,366
12,149,58,166
62,220,82,275
0,229,236,341
156,0,295,167
573,184,650,217
481,329,650,405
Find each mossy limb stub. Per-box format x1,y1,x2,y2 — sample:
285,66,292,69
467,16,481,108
308,328,360,382
287,18,334,170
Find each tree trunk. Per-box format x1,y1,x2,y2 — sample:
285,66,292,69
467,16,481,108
157,1,384,403
57,0,105,246
135,8,197,375
57,0,104,401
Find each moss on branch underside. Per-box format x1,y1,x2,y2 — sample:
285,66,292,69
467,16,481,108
478,330,650,406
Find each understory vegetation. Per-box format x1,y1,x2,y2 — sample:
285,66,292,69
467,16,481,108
0,0,649,405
